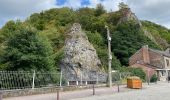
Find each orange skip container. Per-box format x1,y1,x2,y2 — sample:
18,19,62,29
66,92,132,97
127,78,142,89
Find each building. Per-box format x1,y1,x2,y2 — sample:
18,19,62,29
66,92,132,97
129,45,170,81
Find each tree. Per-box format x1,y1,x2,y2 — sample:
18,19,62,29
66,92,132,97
119,2,129,10
111,21,160,65
1,24,55,71
95,4,106,16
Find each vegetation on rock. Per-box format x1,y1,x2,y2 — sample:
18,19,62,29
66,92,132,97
0,4,170,72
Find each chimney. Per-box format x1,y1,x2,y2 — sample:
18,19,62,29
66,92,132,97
142,45,150,64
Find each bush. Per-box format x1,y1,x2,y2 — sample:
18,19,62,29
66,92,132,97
150,74,157,83
120,67,146,81
1,25,55,71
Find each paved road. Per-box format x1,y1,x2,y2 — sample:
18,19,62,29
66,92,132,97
4,85,129,100
4,82,170,100
72,82,170,100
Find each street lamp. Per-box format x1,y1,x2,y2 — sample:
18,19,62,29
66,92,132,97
105,25,112,87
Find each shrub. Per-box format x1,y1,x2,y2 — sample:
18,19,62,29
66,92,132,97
1,25,55,71
120,67,146,81
150,74,157,83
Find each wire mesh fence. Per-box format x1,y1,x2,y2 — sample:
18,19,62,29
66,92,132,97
0,70,107,91
0,71,62,90
0,70,132,91
112,71,132,84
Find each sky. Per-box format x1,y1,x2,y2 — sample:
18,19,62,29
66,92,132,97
0,0,170,29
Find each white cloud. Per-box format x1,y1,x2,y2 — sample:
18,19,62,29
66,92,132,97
88,0,121,11
61,0,82,9
0,0,57,27
0,0,170,29
127,0,170,28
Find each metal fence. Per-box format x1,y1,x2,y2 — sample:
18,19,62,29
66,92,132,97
112,71,132,84
0,71,62,90
0,70,131,91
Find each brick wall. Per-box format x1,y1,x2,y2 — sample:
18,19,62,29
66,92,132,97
129,45,163,69
149,49,163,68
142,45,150,64
129,49,143,66
129,45,150,66
131,64,156,79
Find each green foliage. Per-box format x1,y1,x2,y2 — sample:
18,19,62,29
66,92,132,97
119,2,129,9
150,74,158,83
1,5,170,72
28,7,76,30
0,20,23,42
54,47,64,68
95,4,106,16
86,31,121,70
142,21,170,49
128,67,146,81
119,67,146,81
39,27,65,50
111,21,160,65
1,24,55,71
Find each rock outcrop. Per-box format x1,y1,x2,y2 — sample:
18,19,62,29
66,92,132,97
61,23,107,82
118,3,169,49
118,7,142,27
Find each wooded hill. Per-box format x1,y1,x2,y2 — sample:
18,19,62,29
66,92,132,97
0,3,170,71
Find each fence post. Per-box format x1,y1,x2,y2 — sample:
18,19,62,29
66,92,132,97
60,71,62,87
32,70,35,89
93,84,95,95
117,84,120,92
76,81,78,86
67,81,70,86
81,72,82,86
85,81,87,85
0,91,2,100
57,90,59,100
96,73,98,84
147,69,150,85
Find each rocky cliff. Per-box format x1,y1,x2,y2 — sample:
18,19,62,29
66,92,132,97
61,23,107,82
118,7,142,27
118,4,169,49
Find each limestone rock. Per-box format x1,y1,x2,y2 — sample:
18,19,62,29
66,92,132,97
61,23,107,82
118,7,142,27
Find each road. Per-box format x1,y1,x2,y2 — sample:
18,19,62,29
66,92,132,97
73,82,170,100
4,82,170,100
4,85,129,100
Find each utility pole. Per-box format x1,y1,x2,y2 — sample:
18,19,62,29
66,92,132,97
105,25,112,87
